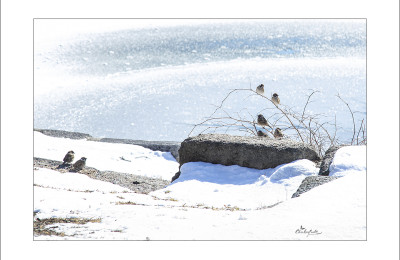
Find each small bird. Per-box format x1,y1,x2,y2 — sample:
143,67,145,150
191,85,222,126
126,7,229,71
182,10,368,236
257,130,268,137
256,84,264,95
62,151,75,164
73,157,87,171
272,93,280,105
257,114,270,127
274,128,284,138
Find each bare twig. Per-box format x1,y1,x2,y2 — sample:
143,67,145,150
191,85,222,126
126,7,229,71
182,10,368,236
336,94,356,145
257,92,305,142
356,119,365,145
189,87,364,156
301,90,320,120
210,88,251,118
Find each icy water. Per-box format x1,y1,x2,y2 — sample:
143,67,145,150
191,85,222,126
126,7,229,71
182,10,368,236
34,19,366,144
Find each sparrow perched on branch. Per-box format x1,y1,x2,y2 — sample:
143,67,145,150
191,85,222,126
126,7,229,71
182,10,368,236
62,151,75,164
257,130,268,137
272,93,280,105
257,114,270,127
256,84,264,95
274,128,284,138
73,157,87,171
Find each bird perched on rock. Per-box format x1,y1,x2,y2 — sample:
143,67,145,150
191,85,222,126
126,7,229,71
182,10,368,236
257,114,270,127
73,157,87,171
272,93,280,105
274,128,284,138
256,84,264,95
257,130,268,137
63,151,75,164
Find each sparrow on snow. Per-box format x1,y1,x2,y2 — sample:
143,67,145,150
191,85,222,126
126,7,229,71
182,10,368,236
63,150,75,164
73,157,87,171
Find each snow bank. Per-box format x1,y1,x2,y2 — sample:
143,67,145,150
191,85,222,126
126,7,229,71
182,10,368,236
330,145,366,177
34,131,179,180
151,159,319,209
34,165,366,240
34,133,366,240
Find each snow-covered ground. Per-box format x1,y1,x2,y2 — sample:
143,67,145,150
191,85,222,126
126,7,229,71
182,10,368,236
329,145,367,177
34,131,178,180
34,131,366,240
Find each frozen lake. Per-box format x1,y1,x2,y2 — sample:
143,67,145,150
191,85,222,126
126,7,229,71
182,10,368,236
34,19,366,144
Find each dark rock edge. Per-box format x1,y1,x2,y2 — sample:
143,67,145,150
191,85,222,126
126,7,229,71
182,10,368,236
291,176,341,198
318,145,348,176
34,157,170,194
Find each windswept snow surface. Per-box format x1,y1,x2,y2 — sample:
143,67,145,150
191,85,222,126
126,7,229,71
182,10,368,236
151,160,318,209
33,133,366,240
329,145,366,177
34,131,178,180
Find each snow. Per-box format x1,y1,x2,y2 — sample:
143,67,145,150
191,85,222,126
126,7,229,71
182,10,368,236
34,131,179,180
34,132,366,240
32,21,367,240
34,167,130,193
151,160,318,209
329,145,366,177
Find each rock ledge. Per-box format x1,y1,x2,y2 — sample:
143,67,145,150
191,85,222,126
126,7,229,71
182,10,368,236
179,134,321,170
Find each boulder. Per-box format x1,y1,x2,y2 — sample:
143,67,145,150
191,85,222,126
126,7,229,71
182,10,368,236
178,134,321,170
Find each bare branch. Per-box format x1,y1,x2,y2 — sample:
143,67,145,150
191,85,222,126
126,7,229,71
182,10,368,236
189,86,364,157
301,90,320,119
336,94,356,144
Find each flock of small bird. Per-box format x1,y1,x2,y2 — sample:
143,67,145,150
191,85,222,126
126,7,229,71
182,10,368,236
255,84,284,139
62,150,87,171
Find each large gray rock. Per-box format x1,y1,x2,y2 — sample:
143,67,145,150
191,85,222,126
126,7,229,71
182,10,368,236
178,134,321,170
